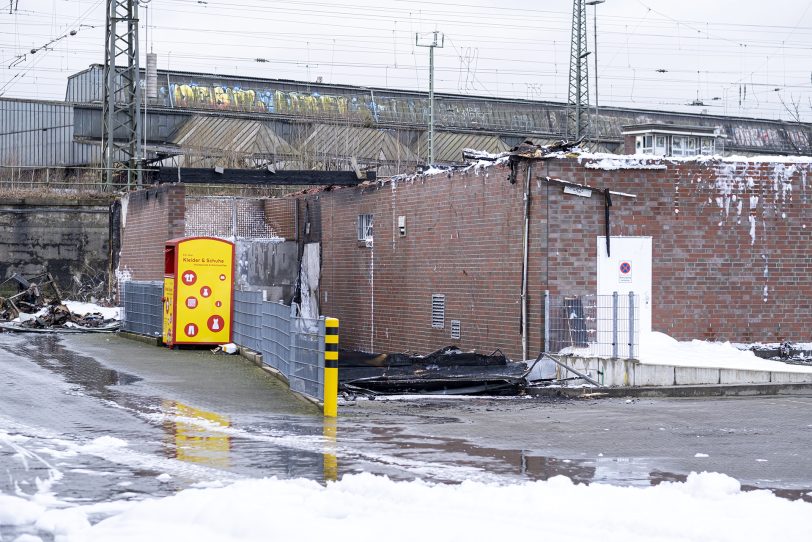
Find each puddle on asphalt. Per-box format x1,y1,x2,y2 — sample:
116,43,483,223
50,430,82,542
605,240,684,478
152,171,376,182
354,426,812,502
8,334,142,397
3,334,809,504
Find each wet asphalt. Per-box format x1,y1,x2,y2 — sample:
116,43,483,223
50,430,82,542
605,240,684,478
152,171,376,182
0,330,810,527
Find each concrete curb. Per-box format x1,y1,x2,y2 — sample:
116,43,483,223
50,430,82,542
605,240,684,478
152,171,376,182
117,331,162,347
528,382,812,399
239,347,324,410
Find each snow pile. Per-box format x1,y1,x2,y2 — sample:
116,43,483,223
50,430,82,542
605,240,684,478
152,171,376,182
639,332,812,373
584,156,668,170
0,471,806,542
63,300,120,321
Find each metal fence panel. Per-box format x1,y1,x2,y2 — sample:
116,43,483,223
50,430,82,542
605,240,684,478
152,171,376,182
261,301,291,375
545,293,639,359
121,281,163,337
289,317,325,401
233,290,263,352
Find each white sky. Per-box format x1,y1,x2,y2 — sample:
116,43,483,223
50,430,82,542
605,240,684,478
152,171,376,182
0,0,811,121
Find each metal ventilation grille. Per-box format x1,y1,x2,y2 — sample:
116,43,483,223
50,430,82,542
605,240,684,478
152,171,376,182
450,320,461,340
431,294,445,329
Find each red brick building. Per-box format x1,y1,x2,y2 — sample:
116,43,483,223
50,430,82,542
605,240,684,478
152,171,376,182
116,155,812,361
310,155,812,360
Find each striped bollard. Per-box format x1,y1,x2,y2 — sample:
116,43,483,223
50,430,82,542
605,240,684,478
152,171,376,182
324,317,339,417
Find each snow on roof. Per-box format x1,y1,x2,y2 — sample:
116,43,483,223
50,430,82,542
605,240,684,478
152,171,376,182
577,151,812,171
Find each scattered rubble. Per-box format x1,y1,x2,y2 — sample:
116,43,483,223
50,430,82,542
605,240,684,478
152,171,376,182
0,272,62,320
0,272,118,333
749,342,812,366
338,346,529,396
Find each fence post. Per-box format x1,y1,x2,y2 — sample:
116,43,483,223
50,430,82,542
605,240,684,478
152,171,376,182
628,291,636,360
612,291,619,359
543,290,550,352
324,317,339,417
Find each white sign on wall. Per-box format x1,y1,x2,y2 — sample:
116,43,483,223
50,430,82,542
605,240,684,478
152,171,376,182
597,237,653,357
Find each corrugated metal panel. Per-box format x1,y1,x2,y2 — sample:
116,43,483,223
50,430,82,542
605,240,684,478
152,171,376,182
0,98,76,167
300,124,419,164
417,131,510,163
166,117,420,170
170,116,296,158
65,65,104,103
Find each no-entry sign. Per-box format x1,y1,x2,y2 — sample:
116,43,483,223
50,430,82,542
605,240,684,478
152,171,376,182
619,261,632,283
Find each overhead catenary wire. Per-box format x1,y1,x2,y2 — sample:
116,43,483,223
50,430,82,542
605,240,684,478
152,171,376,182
0,0,809,121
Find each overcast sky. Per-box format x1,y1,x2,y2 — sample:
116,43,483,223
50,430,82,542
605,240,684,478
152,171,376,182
1,0,810,121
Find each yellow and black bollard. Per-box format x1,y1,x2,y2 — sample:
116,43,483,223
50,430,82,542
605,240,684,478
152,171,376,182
324,317,339,417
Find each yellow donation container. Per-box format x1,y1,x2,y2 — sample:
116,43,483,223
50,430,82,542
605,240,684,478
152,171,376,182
162,236,234,347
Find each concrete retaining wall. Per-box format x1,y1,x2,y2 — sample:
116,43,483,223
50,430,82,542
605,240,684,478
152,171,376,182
0,195,114,294
553,356,812,387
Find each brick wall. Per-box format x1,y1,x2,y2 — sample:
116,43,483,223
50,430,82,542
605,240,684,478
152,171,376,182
318,157,812,358
263,198,297,239
118,185,186,281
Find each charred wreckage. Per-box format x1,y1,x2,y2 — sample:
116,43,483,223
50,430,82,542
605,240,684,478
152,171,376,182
0,273,118,333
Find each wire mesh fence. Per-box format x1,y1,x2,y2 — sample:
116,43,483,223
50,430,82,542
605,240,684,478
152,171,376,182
261,300,293,376
544,292,639,360
289,317,325,402
233,290,263,353
185,196,284,239
121,281,163,337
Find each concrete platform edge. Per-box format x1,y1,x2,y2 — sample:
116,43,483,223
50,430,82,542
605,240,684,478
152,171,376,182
528,382,812,399
117,331,162,347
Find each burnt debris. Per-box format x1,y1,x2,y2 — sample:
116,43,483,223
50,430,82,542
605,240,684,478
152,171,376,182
0,272,62,321
0,272,118,332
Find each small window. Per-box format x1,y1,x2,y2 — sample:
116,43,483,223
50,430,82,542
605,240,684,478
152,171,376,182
450,320,461,340
357,214,373,241
672,136,686,156
639,135,654,154
431,294,445,329
654,135,667,155
700,137,715,155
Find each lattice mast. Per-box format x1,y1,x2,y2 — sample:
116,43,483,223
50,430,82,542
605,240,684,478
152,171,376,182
567,0,590,141
102,0,142,188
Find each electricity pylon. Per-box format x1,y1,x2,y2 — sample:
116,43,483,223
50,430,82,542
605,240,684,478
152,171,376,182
102,0,142,188
567,0,590,141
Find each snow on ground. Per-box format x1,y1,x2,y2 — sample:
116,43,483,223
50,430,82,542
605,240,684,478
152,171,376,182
639,332,812,373
0,471,809,542
62,301,119,320
12,301,120,323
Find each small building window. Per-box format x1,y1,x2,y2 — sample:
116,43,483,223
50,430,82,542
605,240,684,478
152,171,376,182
432,294,445,329
636,135,654,154
450,320,461,340
672,136,686,156
357,214,373,242
700,137,715,155
654,135,667,155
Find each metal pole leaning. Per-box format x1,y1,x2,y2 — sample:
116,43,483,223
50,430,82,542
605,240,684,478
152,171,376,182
324,317,339,417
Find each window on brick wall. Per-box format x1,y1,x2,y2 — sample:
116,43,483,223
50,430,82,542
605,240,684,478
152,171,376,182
432,294,445,329
357,214,373,242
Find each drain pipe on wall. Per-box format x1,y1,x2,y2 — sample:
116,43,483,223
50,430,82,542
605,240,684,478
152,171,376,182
521,162,532,362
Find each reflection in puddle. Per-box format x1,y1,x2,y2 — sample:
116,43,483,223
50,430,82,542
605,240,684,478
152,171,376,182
357,427,812,502
162,401,231,469
9,335,142,398
323,418,338,481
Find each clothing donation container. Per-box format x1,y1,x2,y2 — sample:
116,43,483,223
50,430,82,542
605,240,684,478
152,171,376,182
162,237,234,347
